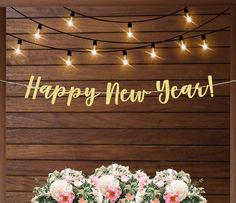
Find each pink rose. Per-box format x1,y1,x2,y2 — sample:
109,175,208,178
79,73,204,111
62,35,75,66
58,192,74,203
164,192,180,203
125,193,134,201
151,198,160,203
104,186,122,203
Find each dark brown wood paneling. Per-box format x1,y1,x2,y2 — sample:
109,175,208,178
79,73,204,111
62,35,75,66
6,65,230,80
6,129,230,145
6,160,230,178
5,6,230,203
231,6,236,202
6,113,230,128
0,7,6,203
6,48,230,65
6,145,230,161
6,97,230,112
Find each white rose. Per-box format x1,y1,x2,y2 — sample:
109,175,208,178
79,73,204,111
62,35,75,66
121,175,129,182
200,197,207,203
166,180,188,201
49,180,72,200
31,196,39,203
98,175,118,194
155,180,164,188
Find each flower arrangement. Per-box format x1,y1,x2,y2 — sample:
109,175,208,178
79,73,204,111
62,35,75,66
31,164,207,203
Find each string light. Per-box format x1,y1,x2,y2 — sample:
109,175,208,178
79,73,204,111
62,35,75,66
66,50,72,66
150,42,157,58
67,11,75,27
179,35,187,50
91,40,97,56
15,39,22,55
122,50,129,65
201,34,208,50
127,22,133,38
34,24,42,39
184,8,192,23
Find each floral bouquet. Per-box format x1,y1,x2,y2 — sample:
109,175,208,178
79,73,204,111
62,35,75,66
139,169,207,203
90,163,149,203
31,168,103,203
31,164,207,203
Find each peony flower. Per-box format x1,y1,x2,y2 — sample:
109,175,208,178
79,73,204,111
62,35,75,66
164,192,180,203
151,198,160,203
98,175,118,194
136,171,149,190
58,192,74,203
49,180,72,200
125,193,134,201
104,186,122,203
89,175,100,189
166,180,188,201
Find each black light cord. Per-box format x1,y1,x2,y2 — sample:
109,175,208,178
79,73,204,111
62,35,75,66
7,26,229,53
64,7,184,24
11,7,229,45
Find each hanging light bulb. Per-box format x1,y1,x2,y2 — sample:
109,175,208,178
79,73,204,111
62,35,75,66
179,35,186,50
66,50,72,66
91,40,97,56
34,24,42,39
15,39,22,55
127,22,133,38
184,8,192,23
150,42,157,58
122,50,129,65
67,11,75,27
201,34,208,50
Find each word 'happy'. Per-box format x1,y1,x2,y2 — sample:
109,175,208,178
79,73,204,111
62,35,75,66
24,75,214,106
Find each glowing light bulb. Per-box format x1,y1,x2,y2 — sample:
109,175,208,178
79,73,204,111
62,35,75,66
67,11,75,27
150,42,157,58
201,34,208,50
91,40,97,56
127,22,133,38
34,24,42,39
66,50,72,66
122,50,129,65
15,39,22,55
179,35,186,50
184,8,192,23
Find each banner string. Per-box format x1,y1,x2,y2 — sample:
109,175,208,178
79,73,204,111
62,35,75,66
0,78,235,95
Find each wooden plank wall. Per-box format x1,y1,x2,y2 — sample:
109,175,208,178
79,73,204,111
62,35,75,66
5,6,230,203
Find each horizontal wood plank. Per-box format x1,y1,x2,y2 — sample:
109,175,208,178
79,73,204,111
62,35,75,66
6,145,229,161
6,48,230,65
6,97,230,113
6,7,231,18
6,15,230,33
6,31,230,49
6,129,230,145
6,160,230,177
6,65,230,81
6,113,230,128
